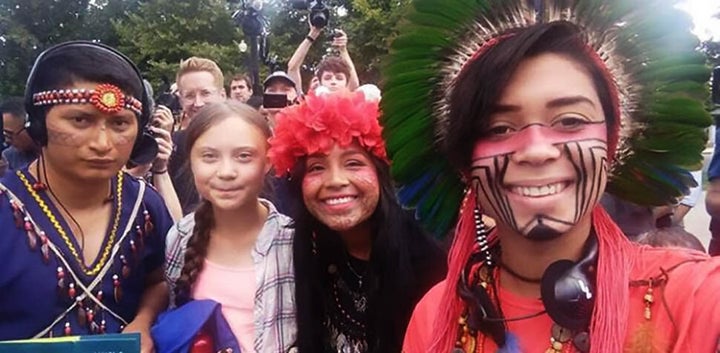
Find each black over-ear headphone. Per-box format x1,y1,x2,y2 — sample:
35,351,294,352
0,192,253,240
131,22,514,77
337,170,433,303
460,233,598,343
541,234,597,331
24,40,158,165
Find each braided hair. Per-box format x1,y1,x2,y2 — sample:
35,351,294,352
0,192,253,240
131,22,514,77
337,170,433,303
174,200,213,305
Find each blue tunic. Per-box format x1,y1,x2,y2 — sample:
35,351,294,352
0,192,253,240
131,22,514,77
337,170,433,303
0,168,173,339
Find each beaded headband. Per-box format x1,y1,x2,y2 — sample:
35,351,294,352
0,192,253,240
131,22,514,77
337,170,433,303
32,83,143,116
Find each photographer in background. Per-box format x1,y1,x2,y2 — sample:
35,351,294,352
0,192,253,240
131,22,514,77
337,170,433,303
260,71,298,128
156,90,182,131
287,20,359,95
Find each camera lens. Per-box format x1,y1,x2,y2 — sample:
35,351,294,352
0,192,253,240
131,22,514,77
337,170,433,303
310,12,328,28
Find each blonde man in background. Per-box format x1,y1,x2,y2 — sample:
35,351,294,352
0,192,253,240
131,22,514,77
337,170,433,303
170,57,226,214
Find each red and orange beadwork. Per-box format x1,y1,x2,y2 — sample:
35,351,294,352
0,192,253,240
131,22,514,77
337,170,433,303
32,83,142,116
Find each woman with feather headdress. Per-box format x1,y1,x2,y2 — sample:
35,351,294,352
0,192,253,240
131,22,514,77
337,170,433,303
381,0,720,352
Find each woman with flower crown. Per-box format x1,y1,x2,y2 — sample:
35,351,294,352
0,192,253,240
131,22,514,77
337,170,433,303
268,91,447,353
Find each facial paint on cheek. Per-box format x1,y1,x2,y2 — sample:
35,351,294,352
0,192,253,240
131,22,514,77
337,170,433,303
46,129,86,147
347,168,379,189
471,155,516,229
563,140,608,223
471,123,608,240
302,173,323,191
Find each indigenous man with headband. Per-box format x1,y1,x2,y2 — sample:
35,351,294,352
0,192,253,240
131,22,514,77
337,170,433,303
0,42,174,352
382,0,720,352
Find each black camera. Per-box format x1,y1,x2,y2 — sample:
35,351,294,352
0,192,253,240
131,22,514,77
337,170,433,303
291,0,330,28
156,92,182,119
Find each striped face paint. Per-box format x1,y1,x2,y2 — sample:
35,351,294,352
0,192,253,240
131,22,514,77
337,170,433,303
471,122,607,240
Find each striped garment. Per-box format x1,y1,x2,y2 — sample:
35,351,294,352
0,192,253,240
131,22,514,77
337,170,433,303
164,199,297,353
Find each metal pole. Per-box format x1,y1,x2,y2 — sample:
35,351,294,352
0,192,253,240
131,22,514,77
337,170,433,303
248,35,261,94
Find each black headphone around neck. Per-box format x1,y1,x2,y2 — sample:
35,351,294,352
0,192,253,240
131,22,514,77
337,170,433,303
540,234,597,331
459,232,598,344
23,40,158,165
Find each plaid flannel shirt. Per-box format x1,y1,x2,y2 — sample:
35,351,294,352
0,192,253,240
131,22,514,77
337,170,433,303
164,199,297,353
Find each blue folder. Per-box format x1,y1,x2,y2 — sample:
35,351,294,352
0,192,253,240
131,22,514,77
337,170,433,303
0,332,140,353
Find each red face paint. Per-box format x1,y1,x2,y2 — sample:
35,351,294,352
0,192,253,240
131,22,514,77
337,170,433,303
472,122,608,239
473,122,607,160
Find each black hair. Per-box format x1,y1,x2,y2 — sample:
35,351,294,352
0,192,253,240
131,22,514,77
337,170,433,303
445,21,617,170
290,153,448,352
29,46,143,101
0,97,27,121
25,44,145,143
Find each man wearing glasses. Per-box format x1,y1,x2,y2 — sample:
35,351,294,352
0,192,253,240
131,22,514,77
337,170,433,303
169,57,227,214
1,97,38,172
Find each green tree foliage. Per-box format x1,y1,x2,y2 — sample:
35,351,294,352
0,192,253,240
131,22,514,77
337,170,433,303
0,0,137,99
0,0,91,97
342,0,411,84
86,0,140,48
113,0,245,91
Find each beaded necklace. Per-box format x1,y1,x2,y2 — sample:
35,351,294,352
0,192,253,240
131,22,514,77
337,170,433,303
326,263,368,351
454,266,584,353
17,170,123,276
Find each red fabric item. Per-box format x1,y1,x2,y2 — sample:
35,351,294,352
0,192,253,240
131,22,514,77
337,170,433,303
403,210,720,352
190,330,214,353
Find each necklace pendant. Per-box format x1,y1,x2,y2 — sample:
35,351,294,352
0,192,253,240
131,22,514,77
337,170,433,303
572,332,590,353
354,295,367,313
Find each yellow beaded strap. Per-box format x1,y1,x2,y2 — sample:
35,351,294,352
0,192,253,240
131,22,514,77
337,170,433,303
17,170,124,276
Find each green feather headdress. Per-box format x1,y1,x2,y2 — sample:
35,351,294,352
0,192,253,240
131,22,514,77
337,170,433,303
381,0,712,237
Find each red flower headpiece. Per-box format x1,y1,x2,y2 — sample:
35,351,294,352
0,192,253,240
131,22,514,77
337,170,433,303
268,91,388,177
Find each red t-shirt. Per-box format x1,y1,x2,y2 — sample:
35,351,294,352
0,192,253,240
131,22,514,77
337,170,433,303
403,245,720,353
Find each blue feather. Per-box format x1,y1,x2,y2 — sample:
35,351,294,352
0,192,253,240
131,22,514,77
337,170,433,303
496,332,521,353
398,171,435,205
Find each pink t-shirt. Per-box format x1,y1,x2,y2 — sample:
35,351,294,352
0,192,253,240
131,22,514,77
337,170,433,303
193,259,256,353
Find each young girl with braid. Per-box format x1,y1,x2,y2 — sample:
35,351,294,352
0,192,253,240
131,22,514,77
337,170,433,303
163,102,296,353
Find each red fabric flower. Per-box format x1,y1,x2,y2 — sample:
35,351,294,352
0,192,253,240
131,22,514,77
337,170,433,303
268,91,388,176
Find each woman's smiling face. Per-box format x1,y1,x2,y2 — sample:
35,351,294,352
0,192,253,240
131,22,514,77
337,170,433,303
302,142,380,232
